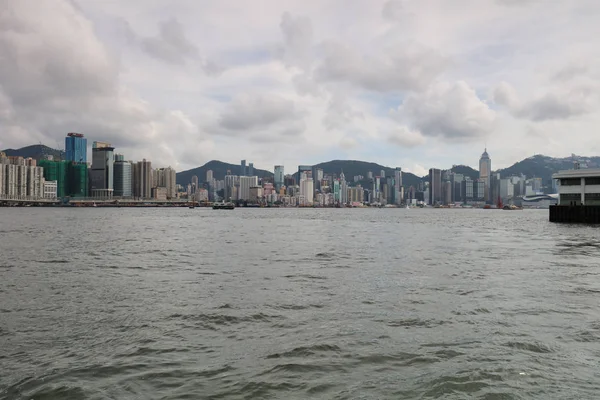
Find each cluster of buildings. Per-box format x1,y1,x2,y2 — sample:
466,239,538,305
0,133,177,201
188,162,404,207
425,149,549,207
185,149,552,208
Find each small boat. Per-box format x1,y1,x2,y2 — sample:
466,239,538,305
213,202,235,210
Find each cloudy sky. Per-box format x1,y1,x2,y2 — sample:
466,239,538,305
1,0,599,175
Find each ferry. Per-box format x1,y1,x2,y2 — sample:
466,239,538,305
213,201,235,210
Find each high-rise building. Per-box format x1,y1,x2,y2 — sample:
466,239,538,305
428,168,442,205
206,170,213,182
298,165,312,181
134,159,152,199
300,177,314,205
248,163,254,176
274,165,284,190
479,148,492,202
240,160,247,177
1,156,44,199
368,171,373,180
380,170,386,178
239,176,258,200
191,175,199,193
65,133,87,163
443,180,452,205
114,156,132,197
90,144,114,192
394,167,402,205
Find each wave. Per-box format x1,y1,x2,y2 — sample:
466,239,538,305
266,344,341,359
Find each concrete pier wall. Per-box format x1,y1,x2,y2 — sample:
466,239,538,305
549,205,600,223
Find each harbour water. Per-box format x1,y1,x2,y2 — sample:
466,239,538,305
2,208,600,399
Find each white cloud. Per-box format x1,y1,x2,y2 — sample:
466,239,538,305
386,127,426,148
2,0,600,174
395,81,496,139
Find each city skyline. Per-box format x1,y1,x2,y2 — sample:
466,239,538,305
1,1,599,176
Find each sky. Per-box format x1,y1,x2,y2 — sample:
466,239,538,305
1,0,599,176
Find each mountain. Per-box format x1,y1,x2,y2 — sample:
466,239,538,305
450,165,479,181
495,154,600,185
176,160,273,185
1,144,64,161
299,160,423,188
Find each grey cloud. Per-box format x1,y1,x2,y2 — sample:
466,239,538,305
141,18,199,64
396,81,496,139
0,0,212,168
217,94,306,142
315,40,448,93
280,12,313,70
552,65,589,82
386,127,426,148
493,81,597,122
382,0,408,22
517,93,589,121
322,91,364,130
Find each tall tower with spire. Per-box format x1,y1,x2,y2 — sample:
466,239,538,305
479,148,492,202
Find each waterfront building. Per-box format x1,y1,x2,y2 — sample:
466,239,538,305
450,173,464,203
239,176,258,200
90,143,114,192
300,177,314,204
114,156,132,197
154,167,177,199
151,187,167,200
428,168,442,205
39,160,68,198
133,159,152,199
65,133,87,163
443,181,452,205
348,186,365,203
44,181,58,199
196,188,209,202
249,186,263,202
521,194,558,208
333,179,340,202
553,168,600,206
474,178,486,201
462,178,474,203
274,165,284,190
394,167,402,205
479,148,492,202
499,178,514,203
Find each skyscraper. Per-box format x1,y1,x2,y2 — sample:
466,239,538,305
239,176,258,200
65,133,87,163
479,148,492,202
428,168,442,205
240,160,247,177
248,163,254,176
90,142,114,193
134,159,152,199
114,155,132,197
274,165,284,190
394,167,402,205
206,170,213,182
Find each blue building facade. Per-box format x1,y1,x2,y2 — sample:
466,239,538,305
65,133,87,163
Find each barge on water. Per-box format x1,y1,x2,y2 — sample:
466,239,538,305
549,167,600,223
